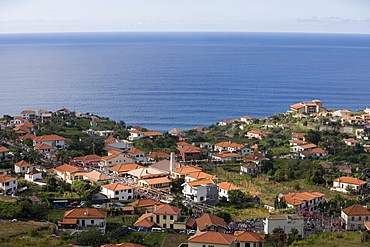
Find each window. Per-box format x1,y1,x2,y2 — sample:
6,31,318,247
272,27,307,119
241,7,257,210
359,217,362,221
163,215,166,220
170,216,173,220
163,224,166,228
128,189,132,193
91,220,94,224
352,217,355,221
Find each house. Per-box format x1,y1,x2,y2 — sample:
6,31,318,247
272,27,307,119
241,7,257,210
14,160,34,174
101,243,147,247
147,152,171,161
129,199,163,212
335,165,352,174
177,146,201,161
168,128,184,136
177,141,192,147
234,231,265,247
127,148,146,162
200,142,212,150
125,167,167,181
99,151,135,172
241,116,253,124
281,192,325,212
149,158,181,173
240,163,260,175
218,182,241,201
134,204,192,230
70,154,102,168
219,120,232,126
137,176,172,192
264,214,304,236
183,178,219,203
34,143,55,153
343,138,360,147
262,123,276,128
246,131,266,140
129,130,144,140
212,152,240,161
13,125,31,136
144,130,163,139
289,100,326,114
82,170,112,184
331,177,367,193
333,109,352,117
196,213,227,233
58,208,107,233
0,146,10,161
242,152,268,164
341,204,370,231
0,175,18,195
291,133,306,141
105,138,134,150
188,231,237,247
33,134,66,149
41,113,52,123
185,171,217,182
171,166,202,179
214,142,252,156
295,148,328,159
101,183,134,201
341,116,364,125
25,168,45,185
291,143,317,153
320,162,332,172
108,163,145,175
53,164,85,184
20,110,36,120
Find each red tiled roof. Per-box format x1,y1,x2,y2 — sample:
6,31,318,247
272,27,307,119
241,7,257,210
34,143,54,150
186,178,214,187
0,146,9,152
14,160,32,167
64,208,107,219
282,192,325,206
196,214,226,231
128,148,144,154
153,204,181,215
101,183,134,191
342,204,370,216
186,171,217,180
34,134,65,142
188,231,236,245
0,175,17,183
234,231,263,242
333,177,366,185
218,182,241,191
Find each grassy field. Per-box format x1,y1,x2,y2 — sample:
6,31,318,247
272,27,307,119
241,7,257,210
292,231,370,247
118,231,166,247
162,233,188,247
0,220,52,238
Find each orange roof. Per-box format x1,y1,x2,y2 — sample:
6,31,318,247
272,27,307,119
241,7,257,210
34,143,54,150
54,164,84,173
83,171,111,181
0,175,17,183
133,212,155,227
34,134,66,142
13,126,30,133
172,166,202,175
130,130,143,134
0,146,9,152
213,152,239,158
365,222,370,231
187,178,214,187
101,153,119,161
14,160,32,167
177,141,191,146
144,130,162,136
194,126,203,130
292,133,306,139
153,204,181,215
18,121,34,128
138,176,172,185
188,232,236,245
105,137,122,144
101,183,134,191
129,199,162,208
214,141,244,149
71,154,101,163
218,182,241,191
177,145,201,154
21,110,36,114
344,138,360,143
342,204,370,216
186,171,217,180
247,130,264,135
290,103,305,109
333,176,366,185
243,152,267,161
310,148,327,154
128,148,144,154
109,163,145,173
196,214,226,231
147,152,170,159
17,134,37,141
234,231,263,242
63,208,107,219
282,192,325,206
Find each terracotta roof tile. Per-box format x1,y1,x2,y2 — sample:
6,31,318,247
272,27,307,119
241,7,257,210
101,183,134,191
153,204,181,215
188,231,236,245
186,178,214,187
333,176,366,185
63,208,107,219
196,214,226,231
342,204,370,216
14,160,32,167
218,182,241,191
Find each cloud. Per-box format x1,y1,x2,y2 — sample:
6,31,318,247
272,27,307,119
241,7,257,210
297,16,370,24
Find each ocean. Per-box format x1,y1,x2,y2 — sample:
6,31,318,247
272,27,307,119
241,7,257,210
0,32,369,132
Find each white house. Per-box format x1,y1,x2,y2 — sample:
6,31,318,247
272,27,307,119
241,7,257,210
127,148,146,162
240,116,253,124
240,163,260,175
341,204,370,231
0,175,18,194
185,171,217,182
212,152,240,161
33,135,66,149
291,143,317,153
100,183,134,201
58,208,107,234
182,178,218,203
105,138,134,150
129,130,144,140
218,182,241,201
343,138,360,147
14,160,33,175
264,214,304,236
246,131,266,140
331,177,367,193
281,192,325,212
99,151,135,172
0,146,10,161
20,110,36,120
25,168,45,185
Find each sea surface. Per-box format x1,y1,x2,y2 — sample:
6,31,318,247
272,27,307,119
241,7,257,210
0,32,369,132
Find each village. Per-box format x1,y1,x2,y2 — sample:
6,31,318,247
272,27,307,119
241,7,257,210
0,100,370,247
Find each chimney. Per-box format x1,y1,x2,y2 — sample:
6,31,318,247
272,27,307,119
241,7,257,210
85,207,88,215
170,152,175,172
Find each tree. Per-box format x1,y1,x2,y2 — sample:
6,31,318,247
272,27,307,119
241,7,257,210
72,180,100,200
71,228,108,247
229,190,252,204
215,211,232,223
28,148,42,164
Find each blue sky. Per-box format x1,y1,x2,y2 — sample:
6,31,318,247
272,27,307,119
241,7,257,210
1,0,370,33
